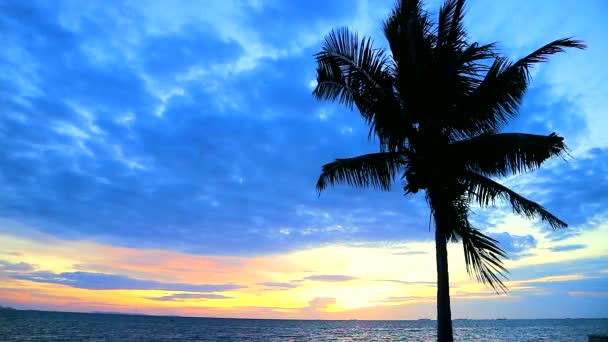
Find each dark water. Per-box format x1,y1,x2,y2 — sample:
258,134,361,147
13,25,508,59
1,310,607,341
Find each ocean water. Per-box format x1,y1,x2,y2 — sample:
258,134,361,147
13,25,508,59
1,310,607,341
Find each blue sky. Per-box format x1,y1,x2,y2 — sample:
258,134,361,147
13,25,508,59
0,0,607,319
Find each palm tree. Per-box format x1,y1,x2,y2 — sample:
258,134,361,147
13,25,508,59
311,0,585,340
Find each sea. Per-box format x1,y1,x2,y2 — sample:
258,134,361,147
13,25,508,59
1,310,607,341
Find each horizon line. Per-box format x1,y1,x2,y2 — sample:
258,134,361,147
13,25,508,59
2,307,606,321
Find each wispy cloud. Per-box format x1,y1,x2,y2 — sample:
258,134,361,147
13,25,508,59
257,282,300,289
371,296,428,303
0,251,22,256
567,291,608,298
0,260,37,272
302,275,359,282
391,251,429,256
549,244,587,252
12,271,245,292
146,293,235,301
375,279,436,286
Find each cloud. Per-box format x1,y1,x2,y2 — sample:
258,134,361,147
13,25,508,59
140,25,244,80
1,0,607,321
306,297,336,311
567,291,608,298
375,279,436,286
471,0,608,150
505,257,608,298
371,296,426,303
0,251,22,256
501,148,608,240
12,271,245,292
391,251,430,256
302,275,359,282
517,276,608,295
486,232,537,258
257,282,300,289
239,0,356,49
549,244,587,252
0,260,37,272
147,293,234,301
0,0,605,260
504,87,588,148
510,257,607,282
0,0,433,255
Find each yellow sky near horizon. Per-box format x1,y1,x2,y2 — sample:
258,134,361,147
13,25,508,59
1,214,606,319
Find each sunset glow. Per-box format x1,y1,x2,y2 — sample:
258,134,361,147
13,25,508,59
2,217,607,318
1,0,607,320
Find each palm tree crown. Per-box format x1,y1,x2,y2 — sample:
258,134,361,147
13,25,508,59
312,0,584,340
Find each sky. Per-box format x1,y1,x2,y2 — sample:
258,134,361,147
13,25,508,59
0,0,607,319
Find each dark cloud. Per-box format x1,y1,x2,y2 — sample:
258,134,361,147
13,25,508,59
504,148,608,240
0,260,37,272
0,0,439,256
0,1,76,54
510,256,607,282
11,271,245,292
521,276,608,295
549,244,587,252
451,291,608,319
141,25,244,79
147,293,234,301
505,86,588,142
302,275,359,282
0,0,433,255
468,86,600,241
242,0,355,48
0,0,603,257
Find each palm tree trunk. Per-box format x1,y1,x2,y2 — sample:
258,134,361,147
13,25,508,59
436,227,454,342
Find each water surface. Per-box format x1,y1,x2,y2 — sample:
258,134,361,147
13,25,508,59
1,310,607,341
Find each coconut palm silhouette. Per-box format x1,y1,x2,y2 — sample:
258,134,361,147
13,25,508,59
312,0,585,340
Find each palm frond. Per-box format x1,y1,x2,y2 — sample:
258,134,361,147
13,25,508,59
313,27,390,109
316,151,408,193
452,132,568,177
450,42,498,105
383,0,434,55
313,28,407,150
457,223,509,293
517,37,586,67
461,170,567,229
437,0,467,49
431,194,508,292
382,0,436,127
457,42,497,73
450,38,586,137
